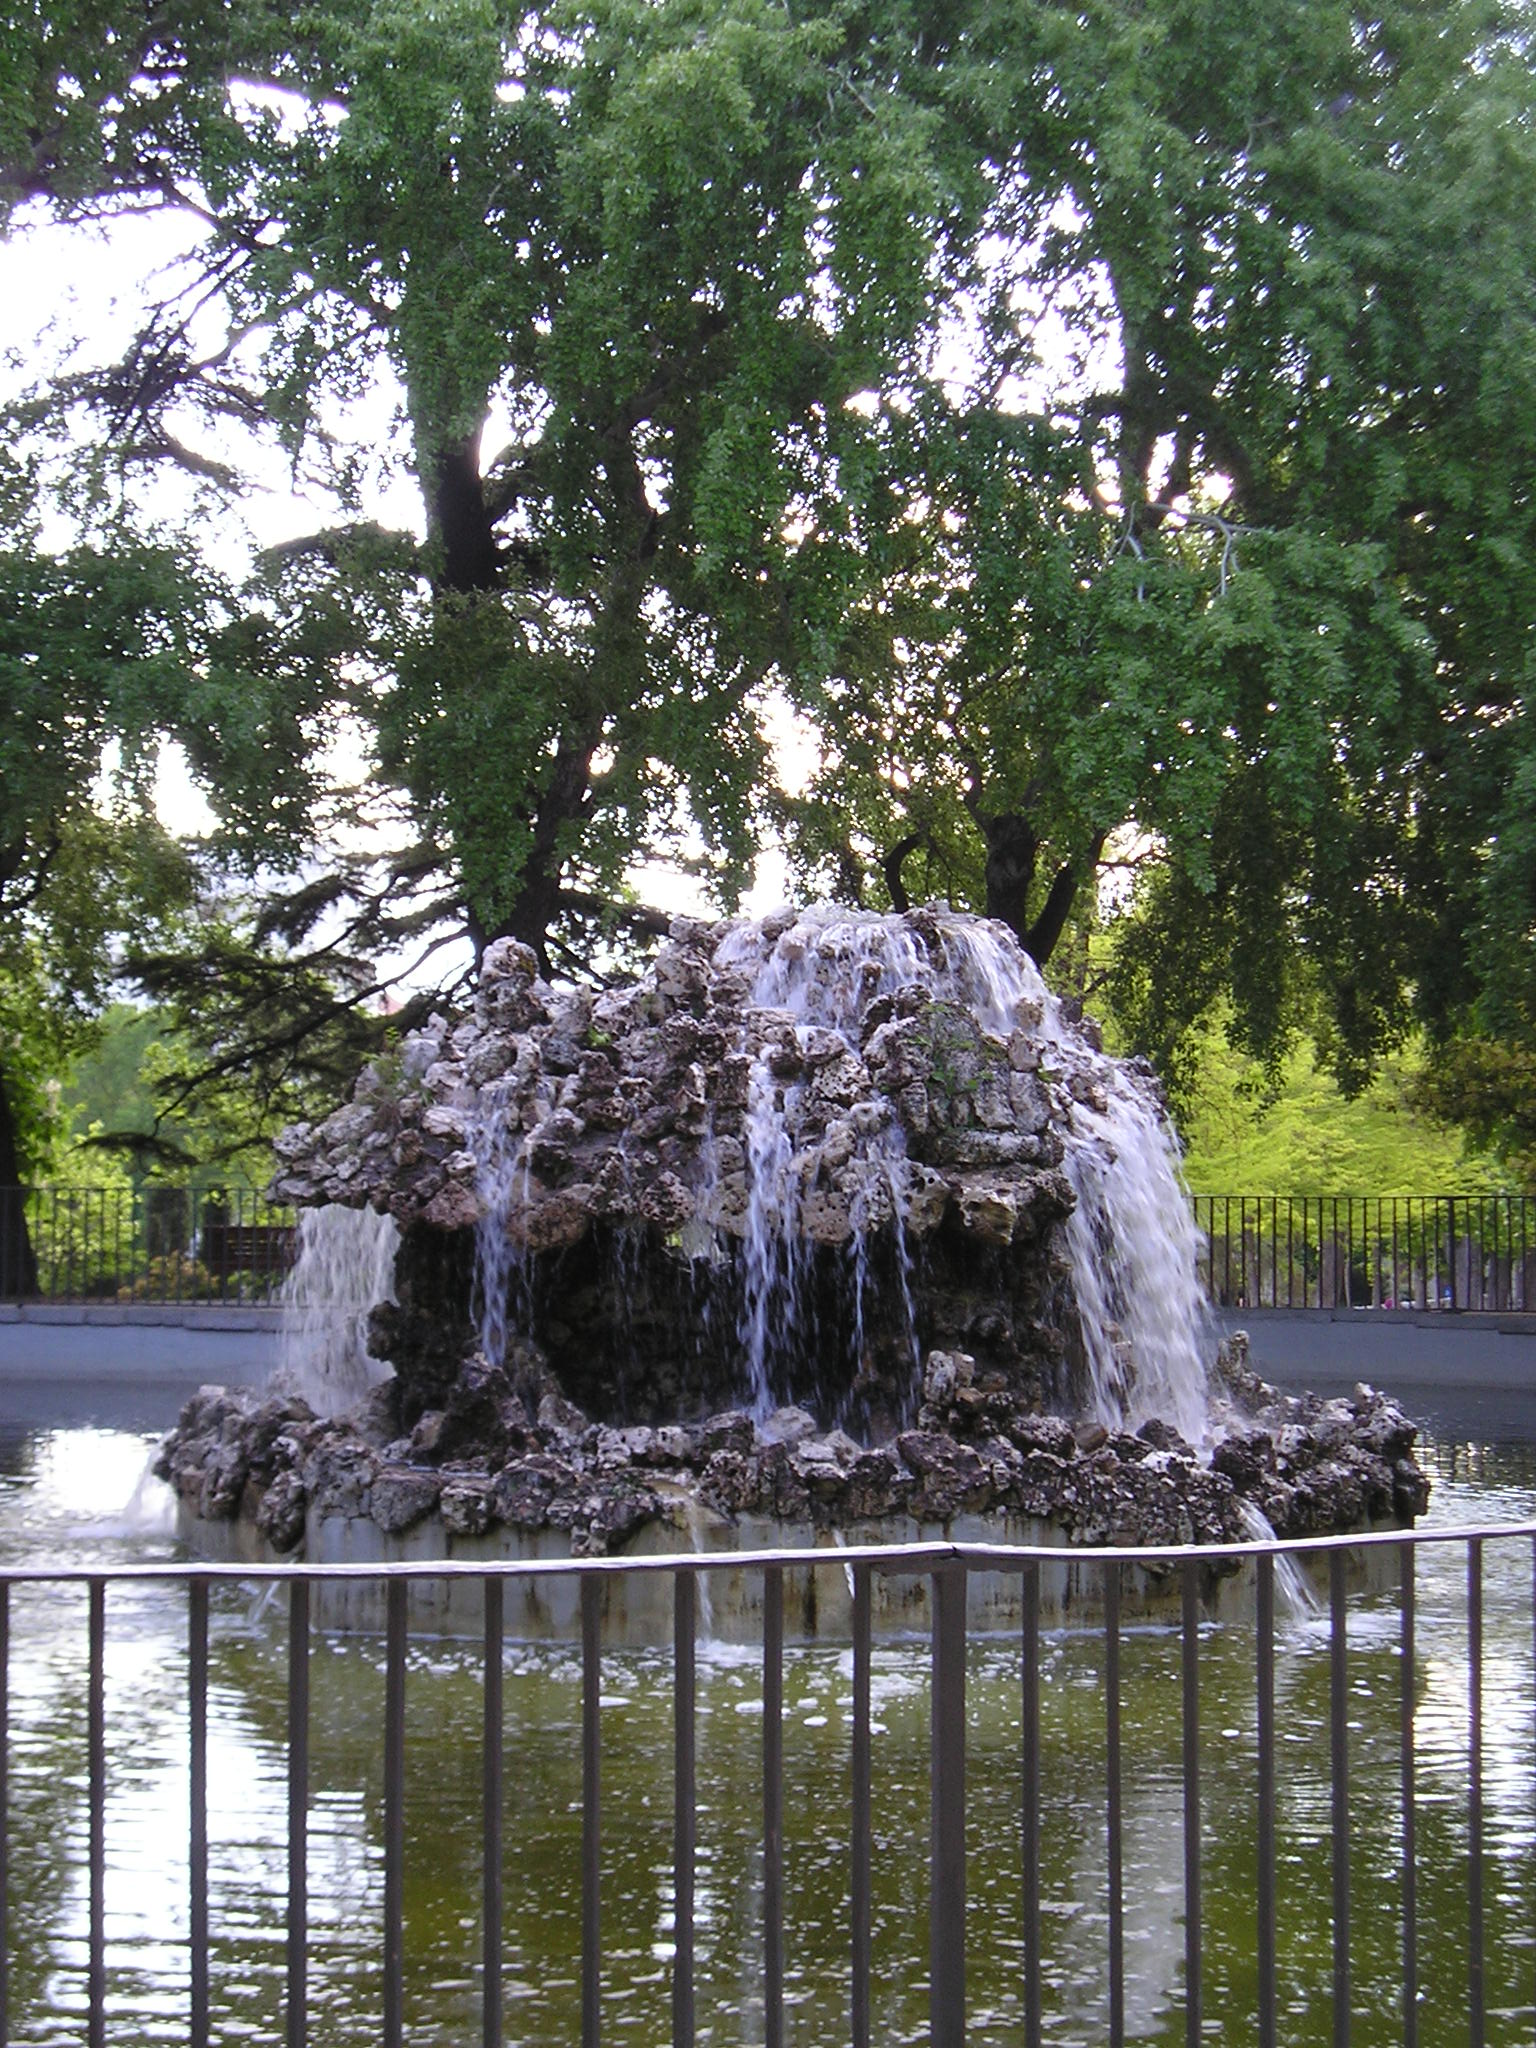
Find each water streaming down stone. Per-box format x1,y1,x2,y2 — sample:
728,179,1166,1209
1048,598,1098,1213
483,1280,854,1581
710,906,1214,1438
176,904,1435,1575
276,1203,400,1416
1235,1498,1324,1621
470,1075,532,1371
273,903,1218,1438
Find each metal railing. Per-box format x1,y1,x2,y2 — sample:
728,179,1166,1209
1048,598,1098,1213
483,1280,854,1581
5,1184,1535,1316
0,1185,295,1305
0,1524,1528,2048
1191,1193,1536,1312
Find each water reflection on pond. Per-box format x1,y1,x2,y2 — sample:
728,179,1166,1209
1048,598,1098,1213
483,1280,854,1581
0,1420,1531,2045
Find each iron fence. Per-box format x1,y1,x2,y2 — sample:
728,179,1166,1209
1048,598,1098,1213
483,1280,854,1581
5,1185,1534,1314
0,1524,1528,2048
1191,1193,1536,1312
0,1185,296,1306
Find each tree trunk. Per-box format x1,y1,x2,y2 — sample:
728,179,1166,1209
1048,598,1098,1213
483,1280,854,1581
979,811,1104,969
0,1061,39,1299
979,811,1041,948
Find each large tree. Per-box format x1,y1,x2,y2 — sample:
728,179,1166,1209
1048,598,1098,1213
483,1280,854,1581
3,0,1001,958
2,0,1533,1129
0,450,362,1273
776,0,1536,1095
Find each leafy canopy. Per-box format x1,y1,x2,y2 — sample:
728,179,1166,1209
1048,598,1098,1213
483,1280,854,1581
1,0,1533,1156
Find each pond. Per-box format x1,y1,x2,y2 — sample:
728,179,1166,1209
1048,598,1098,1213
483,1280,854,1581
0,1396,1531,2046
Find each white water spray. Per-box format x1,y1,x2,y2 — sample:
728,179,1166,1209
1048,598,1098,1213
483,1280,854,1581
471,1076,534,1370
718,907,1215,1439
276,1204,399,1416
1236,1499,1323,1621
455,904,1215,1435
736,1056,807,1415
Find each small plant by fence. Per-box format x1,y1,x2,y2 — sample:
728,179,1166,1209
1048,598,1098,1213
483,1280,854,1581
0,1185,296,1306
1191,1194,1536,1313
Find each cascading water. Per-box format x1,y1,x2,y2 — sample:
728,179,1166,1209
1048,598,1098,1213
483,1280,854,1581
470,1075,532,1371
276,1203,399,1416
737,1055,807,1415
716,907,1215,1441
246,900,1433,1567
456,902,1214,1438
1235,1499,1323,1621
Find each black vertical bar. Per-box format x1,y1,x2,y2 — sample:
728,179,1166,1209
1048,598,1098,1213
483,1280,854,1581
287,1578,309,2048
88,1578,105,2048
189,1579,209,2048
1467,1541,1484,2047
1105,1560,1124,2048
383,1578,406,2048
930,1565,966,2048
1181,1561,1201,2048
763,1566,784,2048
1224,1195,1231,1305
0,1582,6,2047
484,1575,504,2048
1421,1197,1429,1311
1484,1196,1492,1309
1377,1197,1383,1305
1257,1554,1276,2048
1022,1560,1041,2048
580,1575,599,2048
1347,1196,1355,1307
1330,1551,1349,2048
1401,1545,1417,2048
1287,1195,1295,1307
1240,1196,1249,1305
849,1565,869,2048
673,1571,695,2048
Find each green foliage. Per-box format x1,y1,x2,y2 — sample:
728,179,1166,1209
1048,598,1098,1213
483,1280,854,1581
0,0,1531,1141
57,1000,330,1183
1410,1037,1536,1191
1171,1010,1505,1197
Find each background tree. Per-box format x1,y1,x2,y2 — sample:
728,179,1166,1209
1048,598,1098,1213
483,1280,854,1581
0,455,206,1280
780,0,1536,1108
2,0,1533,1167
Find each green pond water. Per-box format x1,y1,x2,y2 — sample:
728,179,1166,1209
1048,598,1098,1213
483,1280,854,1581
0,1422,1531,2046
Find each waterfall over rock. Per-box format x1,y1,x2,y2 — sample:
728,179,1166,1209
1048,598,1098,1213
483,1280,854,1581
159,906,1432,1581
275,1203,400,1416
272,905,1214,1437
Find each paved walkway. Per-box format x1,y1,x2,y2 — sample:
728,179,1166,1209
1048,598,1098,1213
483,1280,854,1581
0,1304,277,1433
2,1301,1531,1442
1222,1307,1536,1444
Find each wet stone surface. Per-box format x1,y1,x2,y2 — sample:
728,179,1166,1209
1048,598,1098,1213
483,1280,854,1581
162,906,1434,1567
156,1333,1428,1560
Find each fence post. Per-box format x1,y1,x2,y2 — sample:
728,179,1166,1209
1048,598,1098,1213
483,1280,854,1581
930,1563,966,2048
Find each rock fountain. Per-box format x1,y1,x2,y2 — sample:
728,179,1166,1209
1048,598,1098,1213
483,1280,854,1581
158,906,1429,1631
